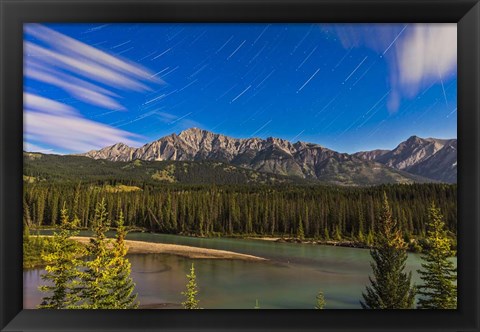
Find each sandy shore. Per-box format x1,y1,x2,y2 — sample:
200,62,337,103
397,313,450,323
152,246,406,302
247,237,281,242
70,237,266,261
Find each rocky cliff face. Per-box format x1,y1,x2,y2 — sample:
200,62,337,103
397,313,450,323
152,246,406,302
353,149,389,161
81,128,454,184
83,142,136,162
404,139,457,183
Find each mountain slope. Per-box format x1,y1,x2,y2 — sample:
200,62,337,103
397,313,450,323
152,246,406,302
80,128,431,186
354,136,457,183
405,139,457,183
24,152,311,186
353,149,389,161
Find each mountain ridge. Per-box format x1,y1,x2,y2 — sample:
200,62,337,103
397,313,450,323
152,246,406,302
75,128,455,184
354,135,457,183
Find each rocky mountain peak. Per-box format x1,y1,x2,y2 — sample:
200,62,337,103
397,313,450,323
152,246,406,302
354,135,457,183
82,141,136,162
179,127,208,138
406,135,422,144
111,142,131,149
78,129,457,184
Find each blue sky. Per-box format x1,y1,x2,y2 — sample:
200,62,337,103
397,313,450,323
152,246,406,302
24,23,457,154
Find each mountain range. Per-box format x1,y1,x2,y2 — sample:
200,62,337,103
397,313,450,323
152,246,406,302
79,128,456,185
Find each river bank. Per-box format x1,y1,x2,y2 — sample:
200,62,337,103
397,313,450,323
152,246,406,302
246,236,372,249
245,236,434,253
70,236,266,261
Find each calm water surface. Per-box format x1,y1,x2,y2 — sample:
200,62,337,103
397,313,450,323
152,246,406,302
23,233,454,309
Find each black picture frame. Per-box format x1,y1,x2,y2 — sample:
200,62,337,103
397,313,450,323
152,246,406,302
1,0,479,331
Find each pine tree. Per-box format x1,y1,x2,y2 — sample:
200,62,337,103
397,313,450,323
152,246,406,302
197,211,205,237
23,221,30,243
314,291,326,309
78,198,116,309
297,218,305,240
38,202,83,309
366,229,374,247
23,198,32,227
361,193,416,309
358,207,365,243
333,224,342,241
323,226,330,241
106,210,139,309
35,190,46,227
72,214,81,230
246,208,253,235
182,263,200,309
417,202,457,309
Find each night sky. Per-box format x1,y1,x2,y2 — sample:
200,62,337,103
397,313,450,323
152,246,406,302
24,23,457,154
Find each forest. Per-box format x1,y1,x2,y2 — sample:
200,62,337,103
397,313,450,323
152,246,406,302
23,181,457,246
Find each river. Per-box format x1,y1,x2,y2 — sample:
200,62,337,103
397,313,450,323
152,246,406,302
23,233,452,309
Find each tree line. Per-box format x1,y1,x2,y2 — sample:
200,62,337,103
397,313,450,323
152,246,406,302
24,182,457,244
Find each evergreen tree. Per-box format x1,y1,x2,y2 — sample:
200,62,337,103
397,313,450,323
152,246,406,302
23,197,32,227
23,221,31,243
358,207,366,243
361,193,416,309
297,219,305,240
333,224,342,241
106,211,139,309
323,226,330,241
314,291,326,309
72,214,81,230
366,229,374,247
35,189,46,226
417,202,457,309
38,202,83,309
182,263,200,309
78,198,116,309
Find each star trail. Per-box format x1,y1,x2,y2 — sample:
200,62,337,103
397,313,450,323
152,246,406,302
24,23,457,154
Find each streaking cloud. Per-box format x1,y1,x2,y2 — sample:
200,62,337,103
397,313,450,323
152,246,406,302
396,24,457,98
24,24,163,112
25,24,162,85
23,24,164,153
324,23,457,112
24,94,142,153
